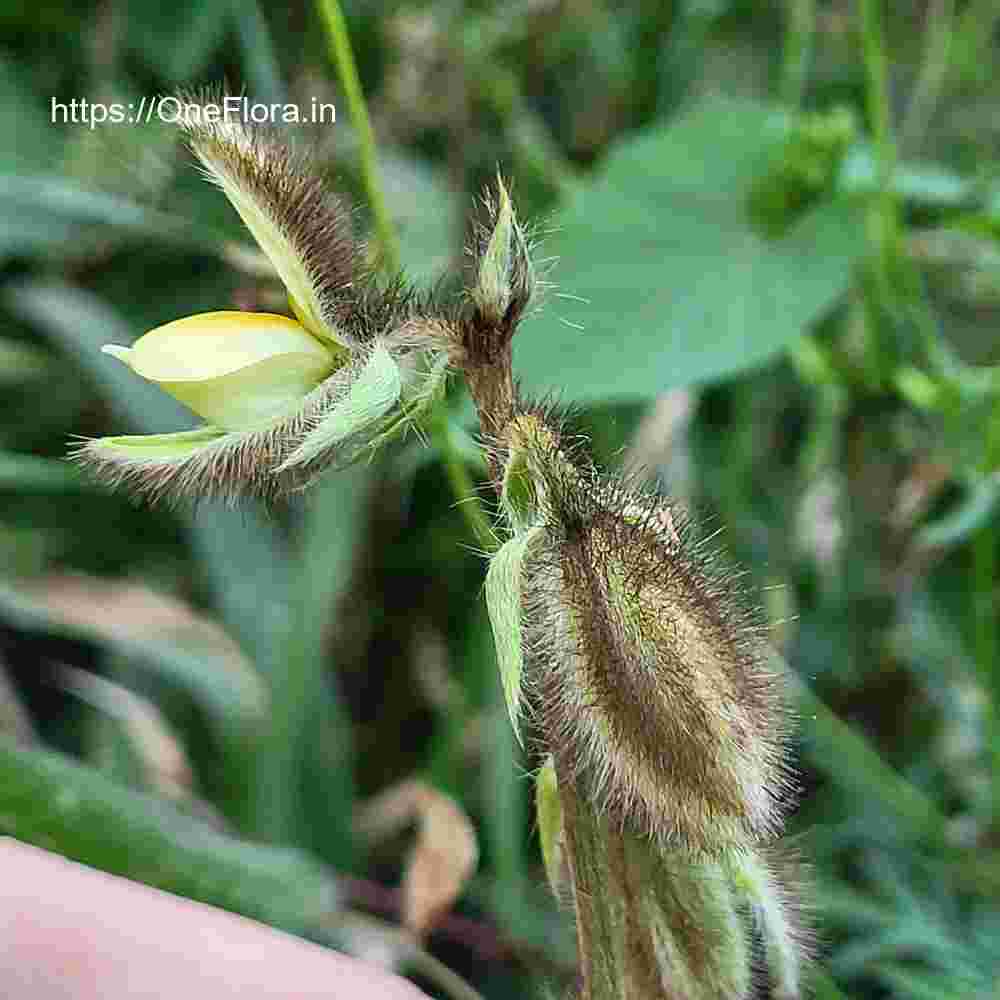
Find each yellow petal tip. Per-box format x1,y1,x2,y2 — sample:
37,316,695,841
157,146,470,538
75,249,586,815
101,344,133,364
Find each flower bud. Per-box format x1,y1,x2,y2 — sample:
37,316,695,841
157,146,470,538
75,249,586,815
102,311,338,431
470,177,535,333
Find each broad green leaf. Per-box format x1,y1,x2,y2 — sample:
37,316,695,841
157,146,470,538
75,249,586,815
514,97,863,401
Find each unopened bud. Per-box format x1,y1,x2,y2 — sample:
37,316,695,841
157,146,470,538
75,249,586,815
472,177,535,333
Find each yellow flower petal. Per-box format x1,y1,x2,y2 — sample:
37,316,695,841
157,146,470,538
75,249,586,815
103,312,338,431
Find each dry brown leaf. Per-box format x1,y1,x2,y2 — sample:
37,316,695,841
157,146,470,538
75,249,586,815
56,664,195,802
356,778,479,937
0,655,37,748
19,573,266,709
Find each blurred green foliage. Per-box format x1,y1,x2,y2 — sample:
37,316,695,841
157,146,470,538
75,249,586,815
1,0,999,997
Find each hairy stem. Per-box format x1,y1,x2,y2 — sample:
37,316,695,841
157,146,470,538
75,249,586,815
858,0,902,326
556,765,752,1000
431,405,497,552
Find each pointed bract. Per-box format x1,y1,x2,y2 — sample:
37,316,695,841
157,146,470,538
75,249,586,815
727,847,812,1000
484,522,544,744
472,177,535,331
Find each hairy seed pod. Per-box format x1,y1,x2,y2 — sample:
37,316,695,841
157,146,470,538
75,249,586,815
501,413,794,853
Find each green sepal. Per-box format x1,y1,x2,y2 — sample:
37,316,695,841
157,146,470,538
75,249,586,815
727,850,802,999
277,341,402,471
87,426,227,460
535,756,564,897
484,523,543,745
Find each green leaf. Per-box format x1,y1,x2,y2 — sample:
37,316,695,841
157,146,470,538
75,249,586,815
5,281,196,431
0,452,94,493
0,176,215,259
0,584,268,829
0,60,64,174
0,337,56,381
0,741,336,935
270,465,370,866
514,97,863,401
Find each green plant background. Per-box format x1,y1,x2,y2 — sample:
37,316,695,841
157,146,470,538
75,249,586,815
1,1,999,997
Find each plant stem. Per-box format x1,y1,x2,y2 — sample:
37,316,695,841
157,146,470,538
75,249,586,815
857,0,901,325
781,0,815,108
314,0,497,556
433,405,497,553
900,0,954,153
315,0,400,274
858,0,896,198
978,408,1000,828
